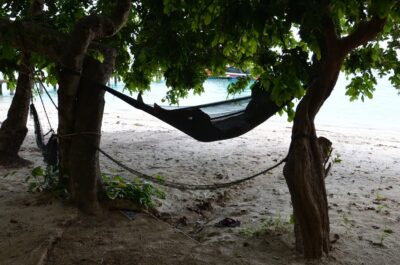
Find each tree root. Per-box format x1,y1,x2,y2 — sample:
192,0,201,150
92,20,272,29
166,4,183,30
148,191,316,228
32,217,77,265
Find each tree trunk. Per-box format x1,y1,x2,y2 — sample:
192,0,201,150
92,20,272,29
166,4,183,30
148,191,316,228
0,0,44,167
283,128,331,258
283,51,344,258
0,53,33,166
56,0,131,194
66,52,116,214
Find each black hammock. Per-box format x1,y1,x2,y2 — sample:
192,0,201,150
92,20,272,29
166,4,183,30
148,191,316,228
101,81,283,142
30,103,58,167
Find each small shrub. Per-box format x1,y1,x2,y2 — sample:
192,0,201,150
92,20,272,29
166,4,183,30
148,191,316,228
377,227,394,246
240,213,291,237
26,167,165,209
102,173,165,209
333,153,342,164
26,166,69,199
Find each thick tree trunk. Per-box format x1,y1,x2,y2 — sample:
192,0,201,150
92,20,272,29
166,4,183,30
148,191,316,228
56,0,131,193
283,129,331,257
66,53,116,214
0,53,33,166
281,13,386,258
0,0,43,167
283,51,344,258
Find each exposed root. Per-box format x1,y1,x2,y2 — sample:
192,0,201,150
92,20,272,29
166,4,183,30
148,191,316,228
32,218,76,265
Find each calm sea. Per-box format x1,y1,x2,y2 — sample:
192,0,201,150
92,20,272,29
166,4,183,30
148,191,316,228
0,75,399,131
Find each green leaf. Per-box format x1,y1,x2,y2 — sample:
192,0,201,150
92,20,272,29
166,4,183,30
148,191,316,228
309,41,321,60
155,174,165,184
31,167,44,177
204,14,212,25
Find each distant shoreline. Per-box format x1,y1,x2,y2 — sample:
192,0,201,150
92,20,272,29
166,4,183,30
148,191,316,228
1,75,399,132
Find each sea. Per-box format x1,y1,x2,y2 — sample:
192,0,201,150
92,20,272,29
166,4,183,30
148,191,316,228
0,74,399,132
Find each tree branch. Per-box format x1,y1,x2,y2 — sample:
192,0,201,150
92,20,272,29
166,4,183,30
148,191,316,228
0,19,64,62
61,0,132,71
322,14,339,50
340,16,386,54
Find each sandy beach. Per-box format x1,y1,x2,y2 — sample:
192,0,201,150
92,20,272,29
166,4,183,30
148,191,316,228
1,99,400,264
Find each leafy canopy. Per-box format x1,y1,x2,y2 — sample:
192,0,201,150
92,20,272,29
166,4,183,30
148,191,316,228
127,0,400,110
1,1,399,108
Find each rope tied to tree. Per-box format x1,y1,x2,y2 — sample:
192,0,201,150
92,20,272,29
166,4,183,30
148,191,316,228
291,132,318,141
36,78,58,110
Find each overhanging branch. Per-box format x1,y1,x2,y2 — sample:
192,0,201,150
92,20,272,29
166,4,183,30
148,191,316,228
0,18,64,62
340,16,386,54
62,0,132,71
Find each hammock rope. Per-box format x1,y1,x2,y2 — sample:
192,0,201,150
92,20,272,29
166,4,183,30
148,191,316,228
96,145,287,190
37,79,58,110
34,82,53,132
30,77,58,167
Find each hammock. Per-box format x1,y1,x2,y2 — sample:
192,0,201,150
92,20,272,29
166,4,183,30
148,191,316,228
101,81,283,142
30,103,58,167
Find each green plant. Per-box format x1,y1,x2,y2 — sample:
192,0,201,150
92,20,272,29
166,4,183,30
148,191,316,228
377,227,393,246
376,204,385,213
26,166,69,199
375,194,387,202
374,176,387,202
102,174,165,209
341,213,350,225
289,213,296,225
340,212,353,234
333,153,342,164
240,213,292,237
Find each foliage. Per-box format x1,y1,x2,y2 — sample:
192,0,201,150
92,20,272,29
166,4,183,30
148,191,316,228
2,1,400,111
102,173,165,209
333,153,342,164
136,1,400,111
25,166,165,209
240,213,292,237
340,212,354,234
374,176,387,202
26,166,69,199
377,226,394,246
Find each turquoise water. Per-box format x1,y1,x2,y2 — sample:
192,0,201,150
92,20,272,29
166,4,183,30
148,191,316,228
314,75,400,131
105,78,250,110
1,75,399,131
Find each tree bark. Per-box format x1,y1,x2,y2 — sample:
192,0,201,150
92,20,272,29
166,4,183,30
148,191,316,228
57,0,131,191
282,41,345,256
67,52,116,214
0,0,44,167
282,10,387,258
0,53,33,166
